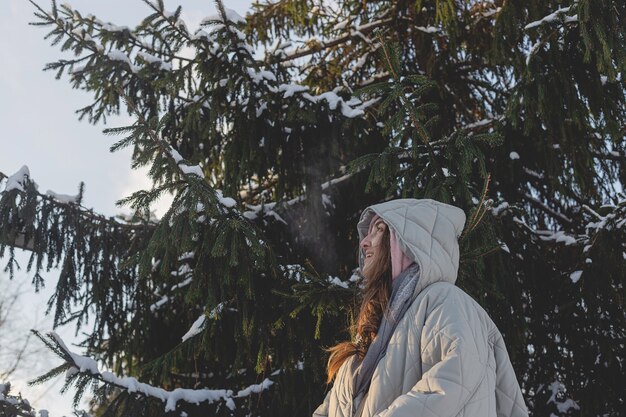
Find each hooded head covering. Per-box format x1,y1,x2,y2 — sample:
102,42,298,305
365,214,413,280
357,198,466,298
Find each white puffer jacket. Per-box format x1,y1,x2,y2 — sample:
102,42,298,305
313,199,529,417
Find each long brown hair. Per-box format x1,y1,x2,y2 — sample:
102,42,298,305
324,225,392,384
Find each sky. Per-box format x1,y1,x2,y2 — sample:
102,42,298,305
0,0,253,415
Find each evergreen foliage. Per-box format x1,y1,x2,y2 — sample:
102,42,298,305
0,0,624,415
0,382,38,417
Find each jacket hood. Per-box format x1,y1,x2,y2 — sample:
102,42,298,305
357,198,466,296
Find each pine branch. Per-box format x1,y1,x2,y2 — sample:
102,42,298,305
214,0,259,73
461,173,493,240
519,191,574,225
0,169,156,254
30,331,275,413
278,18,395,62
140,0,191,43
524,4,578,31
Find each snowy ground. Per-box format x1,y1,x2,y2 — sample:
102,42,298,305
0,0,252,414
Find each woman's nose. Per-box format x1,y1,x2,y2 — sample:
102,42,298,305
360,236,371,249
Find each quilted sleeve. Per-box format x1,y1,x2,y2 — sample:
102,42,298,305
312,390,331,417
374,292,487,417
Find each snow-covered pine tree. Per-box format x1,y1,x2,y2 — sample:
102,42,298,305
0,0,624,416
1,382,41,417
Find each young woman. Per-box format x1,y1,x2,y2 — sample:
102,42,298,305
313,198,529,417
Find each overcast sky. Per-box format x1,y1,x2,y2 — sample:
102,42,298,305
0,0,252,415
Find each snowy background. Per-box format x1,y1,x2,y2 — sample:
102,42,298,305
0,0,252,415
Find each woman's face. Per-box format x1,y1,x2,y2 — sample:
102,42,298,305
360,218,388,274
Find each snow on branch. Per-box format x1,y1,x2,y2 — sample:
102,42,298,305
415,26,440,34
2,166,83,206
524,5,578,31
107,50,141,73
261,82,366,118
546,380,580,413
523,3,579,66
280,18,395,61
583,197,626,234
196,8,376,120
201,7,246,25
0,166,150,228
512,194,626,253
209,0,256,61
141,1,191,41
242,169,361,225
525,39,545,66
167,146,205,179
0,382,41,416
181,314,207,342
37,331,274,413
136,51,173,71
45,190,80,204
1,165,150,256
279,263,356,288
520,191,573,224
114,88,240,214
180,300,236,342
2,165,33,193
243,201,287,224
303,91,365,118
150,251,197,312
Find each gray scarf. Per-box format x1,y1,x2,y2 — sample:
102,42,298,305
353,262,421,400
